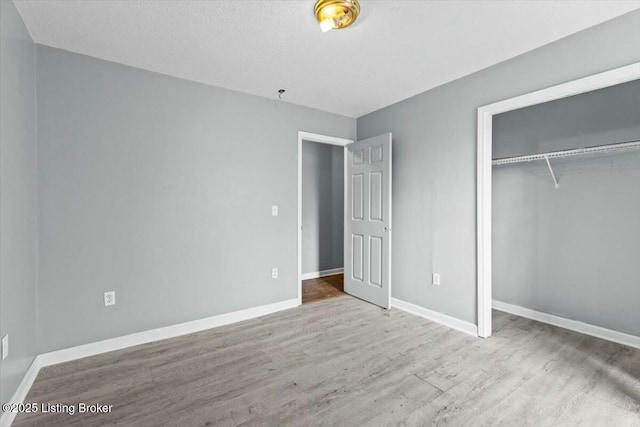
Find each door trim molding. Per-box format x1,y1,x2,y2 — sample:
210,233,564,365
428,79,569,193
476,62,640,338
298,131,353,305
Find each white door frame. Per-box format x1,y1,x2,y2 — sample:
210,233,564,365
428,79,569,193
298,131,354,305
476,62,640,338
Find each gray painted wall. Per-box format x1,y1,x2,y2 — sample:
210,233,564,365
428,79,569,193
0,0,38,404
301,141,344,274
493,81,640,336
494,80,640,158
36,45,355,353
357,10,640,325
2,6,639,402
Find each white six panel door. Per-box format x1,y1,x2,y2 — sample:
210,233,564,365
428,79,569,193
344,133,392,309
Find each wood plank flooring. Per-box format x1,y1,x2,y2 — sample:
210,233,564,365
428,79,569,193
302,274,345,304
14,297,640,426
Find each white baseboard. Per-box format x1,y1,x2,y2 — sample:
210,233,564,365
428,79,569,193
301,268,343,281
0,298,298,427
38,298,298,367
493,300,640,349
391,297,478,337
0,357,42,427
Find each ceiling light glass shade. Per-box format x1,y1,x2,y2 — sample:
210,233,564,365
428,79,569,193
320,18,335,32
314,0,360,32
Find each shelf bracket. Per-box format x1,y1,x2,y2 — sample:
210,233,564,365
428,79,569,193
544,155,559,189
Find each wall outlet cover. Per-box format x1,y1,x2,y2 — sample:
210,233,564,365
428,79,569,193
104,291,116,306
272,268,278,279
272,205,278,216
432,273,441,286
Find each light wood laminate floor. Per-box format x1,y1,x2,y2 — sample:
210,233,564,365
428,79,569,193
15,297,640,426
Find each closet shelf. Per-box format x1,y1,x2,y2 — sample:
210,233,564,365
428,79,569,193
492,140,640,189
492,140,640,166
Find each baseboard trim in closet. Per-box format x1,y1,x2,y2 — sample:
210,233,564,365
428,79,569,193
493,300,640,349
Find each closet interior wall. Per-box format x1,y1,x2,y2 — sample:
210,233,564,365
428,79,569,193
492,80,640,337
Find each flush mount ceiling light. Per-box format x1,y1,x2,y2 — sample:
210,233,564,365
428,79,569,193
314,0,361,32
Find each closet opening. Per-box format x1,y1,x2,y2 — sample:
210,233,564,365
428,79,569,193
492,80,640,343
476,62,640,347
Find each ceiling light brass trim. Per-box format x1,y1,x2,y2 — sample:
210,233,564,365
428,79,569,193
314,0,361,31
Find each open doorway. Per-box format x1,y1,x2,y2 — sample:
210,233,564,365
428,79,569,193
300,139,344,304
297,132,353,305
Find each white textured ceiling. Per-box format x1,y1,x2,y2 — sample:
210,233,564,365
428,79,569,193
13,0,640,118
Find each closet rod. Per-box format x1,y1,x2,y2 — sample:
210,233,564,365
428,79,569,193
492,140,640,166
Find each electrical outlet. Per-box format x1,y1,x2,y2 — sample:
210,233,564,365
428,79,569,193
1,335,8,360
104,291,116,306
432,273,441,286
272,268,278,279
272,205,278,216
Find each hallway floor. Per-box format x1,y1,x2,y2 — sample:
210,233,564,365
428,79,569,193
302,273,345,304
